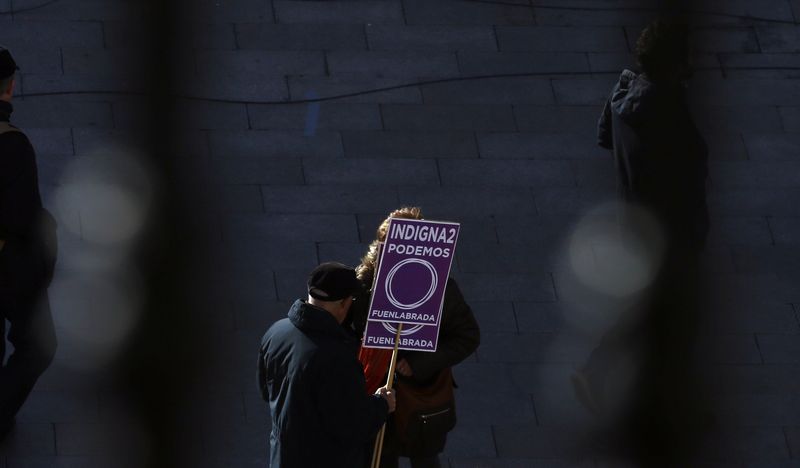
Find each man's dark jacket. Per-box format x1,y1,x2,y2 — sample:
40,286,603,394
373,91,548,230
0,101,48,299
598,70,709,248
258,300,389,468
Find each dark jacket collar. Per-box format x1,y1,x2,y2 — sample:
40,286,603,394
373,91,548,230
611,69,686,126
0,101,11,122
288,299,349,339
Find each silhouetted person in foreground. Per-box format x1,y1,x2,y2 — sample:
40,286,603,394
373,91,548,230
571,20,710,465
0,47,58,441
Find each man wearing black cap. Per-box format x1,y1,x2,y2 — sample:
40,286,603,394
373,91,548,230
257,262,395,468
0,46,58,441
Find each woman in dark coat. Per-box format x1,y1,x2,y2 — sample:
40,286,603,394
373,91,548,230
347,206,480,468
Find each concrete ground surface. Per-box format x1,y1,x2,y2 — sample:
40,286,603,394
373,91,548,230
1,0,800,466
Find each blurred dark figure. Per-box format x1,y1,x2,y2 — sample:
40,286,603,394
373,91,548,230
572,20,710,465
112,3,208,466
0,47,58,441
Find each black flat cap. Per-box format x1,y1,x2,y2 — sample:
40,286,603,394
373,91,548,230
307,262,361,302
0,47,19,79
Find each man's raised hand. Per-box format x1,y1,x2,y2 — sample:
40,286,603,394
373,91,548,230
376,387,396,413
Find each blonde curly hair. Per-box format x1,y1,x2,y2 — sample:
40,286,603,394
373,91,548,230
356,206,424,285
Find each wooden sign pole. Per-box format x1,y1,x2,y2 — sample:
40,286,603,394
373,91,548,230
370,323,403,468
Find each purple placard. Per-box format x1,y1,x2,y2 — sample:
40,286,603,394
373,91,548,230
367,218,460,327
363,320,440,353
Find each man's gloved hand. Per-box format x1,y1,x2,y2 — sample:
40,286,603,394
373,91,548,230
376,386,396,413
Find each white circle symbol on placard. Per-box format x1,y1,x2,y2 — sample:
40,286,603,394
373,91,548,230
382,322,424,336
384,258,438,311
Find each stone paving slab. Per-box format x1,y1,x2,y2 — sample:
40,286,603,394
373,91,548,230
459,272,556,303
262,185,400,214
288,74,423,103
708,189,800,216
16,128,73,155
757,26,800,53
513,302,566,334
732,245,800,278
109,21,238,50
20,74,142,96
710,161,800,188
209,130,344,158
189,0,273,23
698,335,766,364
450,460,594,468
0,424,55,457
693,105,784,133
704,364,800,395
403,0,535,26
60,48,152,77
224,213,359,242
469,301,517,334
172,102,249,130
703,132,748,161
397,186,537,216
477,132,609,159
497,26,629,53
14,392,98,425
532,187,616,214
5,456,119,468
316,242,367,267
1,21,104,48
199,50,326,77
532,8,651,27
553,77,619,105
367,25,498,52
183,75,289,102
381,104,516,132
692,79,800,106
343,129,479,157
237,23,366,50
492,424,587,458
695,426,792,461
702,302,798,333
714,394,800,426
743,132,800,160
439,159,575,187
674,28,759,53
327,50,461,78
702,0,796,24
12,0,144,21
249,102,383,131
569,159,617,188
457,51,591,75
2,46,61,75
757,334,800,364
421,77,555,104
456,242,564,273
512,105,603,134
304,157,440,186
443,424,498,459
12,100,113,128
273,1,404,25
772,217,800,244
